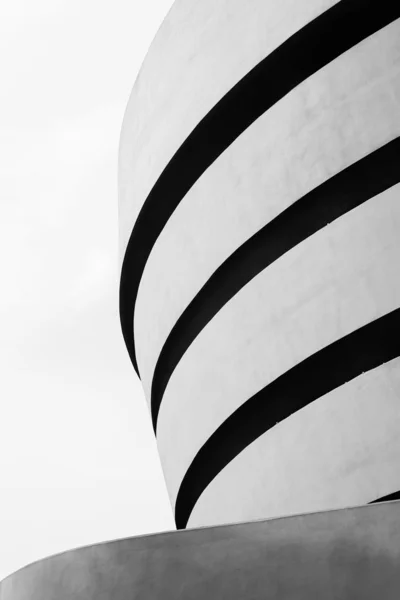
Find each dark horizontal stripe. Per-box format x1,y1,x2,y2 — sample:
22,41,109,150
370,491,400,504
119,0,400,376
175,308,400,529
151,137,400,430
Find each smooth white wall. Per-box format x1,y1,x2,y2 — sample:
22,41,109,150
119,0,337,257
134,21,400,394
120,0,400,526
188,357,400,527
158,184,400,507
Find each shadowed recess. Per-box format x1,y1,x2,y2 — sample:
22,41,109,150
151,138,400,431
119,0,400,376
370,491,400,504
174,308,400,529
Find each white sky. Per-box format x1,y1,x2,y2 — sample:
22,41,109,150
0,0,176,580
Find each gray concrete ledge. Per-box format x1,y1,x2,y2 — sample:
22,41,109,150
1,502,400,599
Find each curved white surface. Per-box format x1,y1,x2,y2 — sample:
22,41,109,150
157,184,400,506
119,0,400,527
119,0,337,257
188,358,400,527
134,21,400,393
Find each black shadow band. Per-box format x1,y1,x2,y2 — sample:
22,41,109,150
151,137,400,430
370,491,400,504
175,308,400,529
119,0,400,375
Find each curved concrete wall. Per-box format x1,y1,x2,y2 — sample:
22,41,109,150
119,0,400,528
2,503,400,599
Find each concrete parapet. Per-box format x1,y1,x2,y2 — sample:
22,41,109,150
2,502,400,599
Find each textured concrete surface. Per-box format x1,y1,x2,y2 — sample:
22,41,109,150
2,502,400,599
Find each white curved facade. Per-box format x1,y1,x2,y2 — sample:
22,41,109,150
119,0,400,529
